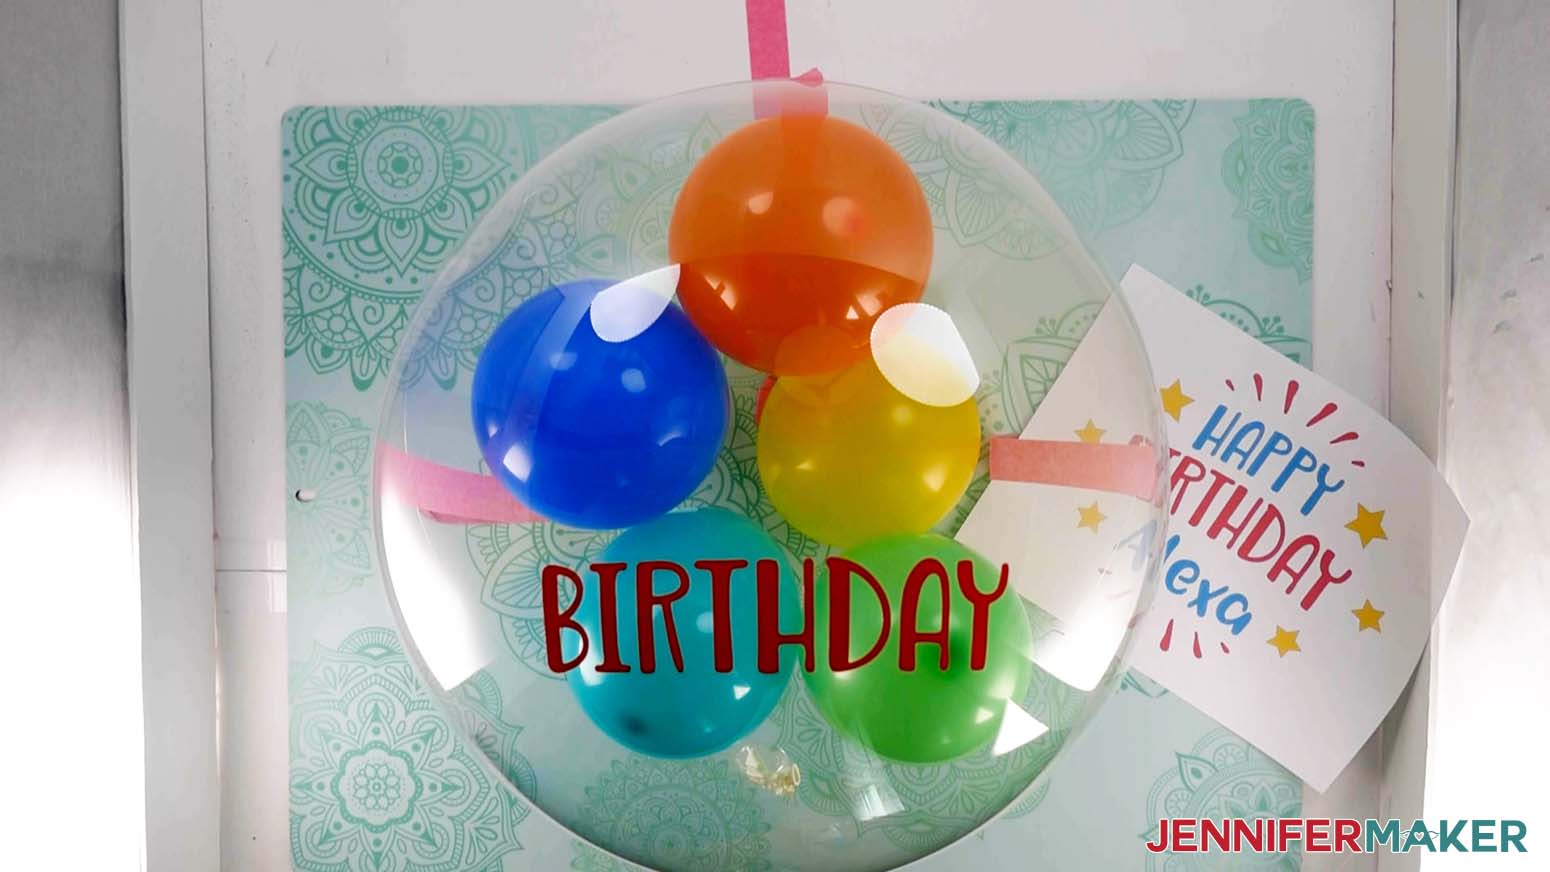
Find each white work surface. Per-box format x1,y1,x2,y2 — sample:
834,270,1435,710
196,1,1393,868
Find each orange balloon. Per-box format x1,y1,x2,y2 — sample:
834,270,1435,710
669,114,933,375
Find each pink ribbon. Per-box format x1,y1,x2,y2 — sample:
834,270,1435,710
380,436,1156,526
746,0,827,117
745,0,791,80
987,437,1159,502
377,443,544,525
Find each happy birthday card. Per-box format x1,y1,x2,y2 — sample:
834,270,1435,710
965,266,1467,791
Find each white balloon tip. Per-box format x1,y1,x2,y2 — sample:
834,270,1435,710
590,264,682,343
870,302,980,406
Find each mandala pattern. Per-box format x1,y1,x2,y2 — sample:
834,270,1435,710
933,100,1195,243
1222,99,1315,283
566,114,723,276
470,519,618,679
1141,730,1301,872
402,109,715,391
574,757,772,872
978,301,1104,434
453,668,542,800
864,101,1066,260
287,401,374,597
571,840,630,871
1184,283,1310,364
1000,779,1053,820
291,627,532,872
283,105,620,390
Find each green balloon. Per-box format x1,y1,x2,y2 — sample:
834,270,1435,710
803,533,1033,763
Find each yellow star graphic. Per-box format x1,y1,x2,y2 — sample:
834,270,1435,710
1159,379,1194,422
1267,626,1301,657
1352,600,1385,632
1345,504,1388,548
1074,419,1106,444
1076,501,1107,532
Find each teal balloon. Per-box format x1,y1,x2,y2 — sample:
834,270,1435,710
564,507,798,758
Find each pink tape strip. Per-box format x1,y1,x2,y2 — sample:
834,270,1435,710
380,436,1150,526
746,0,826,118
745,0,791,79
988,437,1158,501
377,443,543,525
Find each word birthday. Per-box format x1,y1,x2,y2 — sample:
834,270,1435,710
540,556,1011,674
1166,403,1356,613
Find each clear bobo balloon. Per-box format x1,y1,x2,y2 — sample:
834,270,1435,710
375,80,1167,872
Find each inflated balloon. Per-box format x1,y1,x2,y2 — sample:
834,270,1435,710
562,508,798,758
669,113,933,375
758,357,980,547
804,534,1032,763
377,81,1170,872
470,278,729,529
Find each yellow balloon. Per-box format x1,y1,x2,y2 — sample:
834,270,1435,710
757,358,980,547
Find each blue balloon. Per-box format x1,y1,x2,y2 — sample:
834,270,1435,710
471,278,729,529
565,508,798,758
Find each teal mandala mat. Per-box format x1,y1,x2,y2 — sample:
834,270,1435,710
285,98,1312,871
